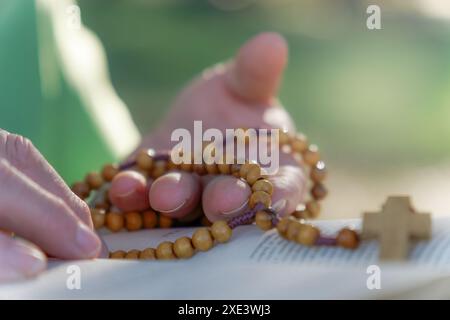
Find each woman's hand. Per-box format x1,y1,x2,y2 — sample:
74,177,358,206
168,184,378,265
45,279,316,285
108,32,307,222
0,130,101,281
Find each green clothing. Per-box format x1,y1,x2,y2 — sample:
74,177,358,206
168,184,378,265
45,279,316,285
0,0,131,184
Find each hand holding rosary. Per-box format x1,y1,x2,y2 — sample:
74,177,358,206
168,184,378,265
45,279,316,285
72,128,363,260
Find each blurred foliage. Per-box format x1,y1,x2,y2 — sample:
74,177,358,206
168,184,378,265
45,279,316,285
77,0,450,170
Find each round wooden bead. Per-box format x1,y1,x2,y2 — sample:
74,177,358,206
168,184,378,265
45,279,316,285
296,224,320,246
85,172,104,190
310,161,327,182
71,181,90,199
125,212,143,231
278,130,290,145
239,163,256,179
166,159,178,171
142,210,158,229
91,208,106,229
251,179,273,195
101,164,119,182
95,201,110,211
152,160,166,178
291,134,308,153
105,212,124,232
230,164,242,176
217,163,230,174
110,250,126,259
156,241,176,259
136,150,153,171
249,191,272,209
293,204,308,219
336,228,359,249
255,211,273,231
311,183,327,200
210,220,232,243
139,248,156,260
276,216,292,236
179,162,192,172
205,163,218,175
159,215,173,228
173,237,195,258
125,249,140,259
246,165,261,185
303,145,320,166
192,228,214,251
286,220,302,241
305,201,320,218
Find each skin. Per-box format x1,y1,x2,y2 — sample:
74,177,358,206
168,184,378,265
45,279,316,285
0,32,306,281
109,32,306,222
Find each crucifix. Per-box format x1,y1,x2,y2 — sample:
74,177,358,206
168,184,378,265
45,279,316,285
362,196,432,261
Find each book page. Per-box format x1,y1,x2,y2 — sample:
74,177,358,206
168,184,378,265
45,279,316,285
2,217,450,299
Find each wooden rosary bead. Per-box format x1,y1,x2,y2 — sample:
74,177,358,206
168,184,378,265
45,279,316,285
136,150,153,171
152,160,166,178
142,210,158,229
72,181,90,199
179,162,192,172
239,163,256,179
166,159,179,171
303,145,320,166
276,216,292,236
85,172,104,190
105,212,124,232
173,237,195,258
159,215,173,228
249,191,271,209
230,164,241,177
192,228,214,251
296,224,320,246
246,165,261,185
337,228,359,249
125,249,140,259
291,134,308,153
305,201,320,219
95,201,110,211
210,220,232,243
311,183,327,200
205,163,219,175
156,241,176,259
278,130,290,145
255,211,273,231
101,164,119,182
90,208,106,229
125,212,143,231
110,250,126,259
286,220,302,241
217,163,230,174
293,205,308,219
251,179,273,195
310,161,327,182
139,248,156,260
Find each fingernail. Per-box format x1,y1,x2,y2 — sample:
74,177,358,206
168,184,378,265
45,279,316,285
75,223,101,258
5,242,47,280
153,199,187,214
221,199,249,216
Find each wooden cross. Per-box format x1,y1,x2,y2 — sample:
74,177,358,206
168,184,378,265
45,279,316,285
362,196,432,261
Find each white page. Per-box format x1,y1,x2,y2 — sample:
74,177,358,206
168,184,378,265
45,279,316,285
2,217,450,299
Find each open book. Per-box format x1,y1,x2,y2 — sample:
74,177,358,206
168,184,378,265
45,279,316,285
2,217,450,299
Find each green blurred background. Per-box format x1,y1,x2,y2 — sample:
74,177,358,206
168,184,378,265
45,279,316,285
2,0,450,218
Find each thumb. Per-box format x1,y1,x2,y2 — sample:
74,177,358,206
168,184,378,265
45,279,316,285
225,32,288,104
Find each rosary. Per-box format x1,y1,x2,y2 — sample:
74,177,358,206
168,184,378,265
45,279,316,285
72,128,431,261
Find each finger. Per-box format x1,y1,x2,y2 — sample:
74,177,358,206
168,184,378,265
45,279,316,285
0,233,47,282
109,170,152,212
0,159,101,259
0,131,92,227
225,32,288,103
202,175,252,222
149,171,201,219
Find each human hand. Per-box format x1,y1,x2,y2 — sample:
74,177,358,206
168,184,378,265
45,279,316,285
0,130,102,281
108,32,307,222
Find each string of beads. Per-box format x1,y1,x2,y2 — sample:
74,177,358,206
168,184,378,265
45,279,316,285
71,129,360,260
